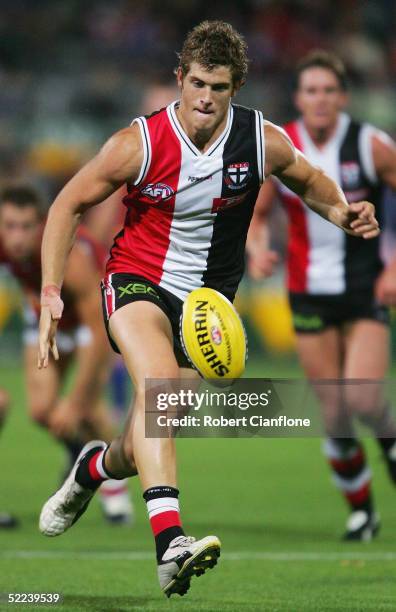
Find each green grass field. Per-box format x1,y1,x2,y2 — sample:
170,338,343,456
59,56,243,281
1,360,396,611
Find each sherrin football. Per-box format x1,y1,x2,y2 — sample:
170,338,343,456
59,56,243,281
180,287,247,379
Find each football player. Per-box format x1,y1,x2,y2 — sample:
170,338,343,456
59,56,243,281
38,22,379,596
0,185,133,524
248,50,396,540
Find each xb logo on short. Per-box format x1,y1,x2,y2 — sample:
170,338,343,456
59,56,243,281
292,313,323,331
118,282,159,299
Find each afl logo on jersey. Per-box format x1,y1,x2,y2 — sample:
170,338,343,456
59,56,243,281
141,183,175,201
224,162,251,190
340,162,360,191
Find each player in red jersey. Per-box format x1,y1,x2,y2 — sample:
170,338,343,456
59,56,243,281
38,22,379,597
248,50,396,540
0,185,133,524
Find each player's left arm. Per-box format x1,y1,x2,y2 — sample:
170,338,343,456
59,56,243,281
372,131,396,304
263,122,380,239
61,243,110,416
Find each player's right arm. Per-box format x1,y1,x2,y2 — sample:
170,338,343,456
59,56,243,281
263,121,380,238
38,124,143,368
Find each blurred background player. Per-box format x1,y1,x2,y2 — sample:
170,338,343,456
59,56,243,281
37,19,378,598
0,184,134,524
248,50,396,540
0,387,18,528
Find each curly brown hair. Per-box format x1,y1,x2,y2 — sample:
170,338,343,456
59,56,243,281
177,20,248,86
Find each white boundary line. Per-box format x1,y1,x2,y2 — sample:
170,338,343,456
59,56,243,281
1,551,396,561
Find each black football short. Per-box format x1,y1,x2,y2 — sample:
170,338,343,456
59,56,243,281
289,290,390,334
101,273,191,368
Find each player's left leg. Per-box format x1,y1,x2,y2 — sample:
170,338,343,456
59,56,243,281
343,319,396,482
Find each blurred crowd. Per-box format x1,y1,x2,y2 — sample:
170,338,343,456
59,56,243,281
0,0,396,359
0,0,395,202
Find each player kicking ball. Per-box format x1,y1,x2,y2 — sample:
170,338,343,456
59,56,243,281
38,21,379,597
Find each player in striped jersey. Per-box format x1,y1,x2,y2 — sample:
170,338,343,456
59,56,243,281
0,185,133,524
248,50,396,540
37,22,379,596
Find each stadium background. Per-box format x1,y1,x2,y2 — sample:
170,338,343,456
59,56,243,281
1,1,396,610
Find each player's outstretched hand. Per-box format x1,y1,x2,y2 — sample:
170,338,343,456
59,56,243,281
38,285,64,369
343,201,380,239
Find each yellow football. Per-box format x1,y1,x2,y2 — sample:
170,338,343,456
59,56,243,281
180,287,247,380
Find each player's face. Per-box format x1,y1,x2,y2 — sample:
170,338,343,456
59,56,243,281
177,63,237,134
0,203,41,261
295,67,347,131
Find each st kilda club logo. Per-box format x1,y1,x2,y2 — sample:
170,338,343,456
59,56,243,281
224,162,251,190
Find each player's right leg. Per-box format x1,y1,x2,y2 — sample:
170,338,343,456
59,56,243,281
295,328,378,540
108,302,220,596
40,297,220,596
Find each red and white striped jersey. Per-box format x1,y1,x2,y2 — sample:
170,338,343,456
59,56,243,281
280,113,384,295
106,101,265,301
